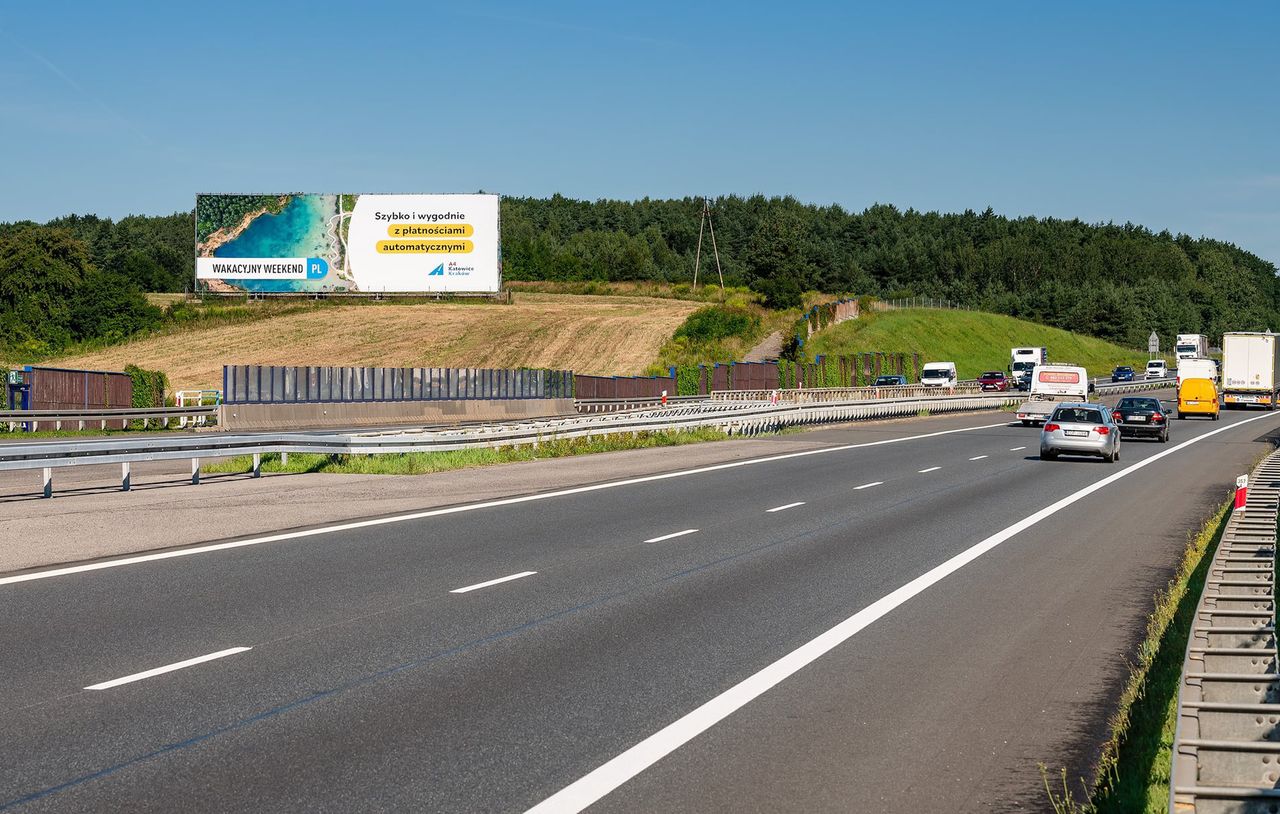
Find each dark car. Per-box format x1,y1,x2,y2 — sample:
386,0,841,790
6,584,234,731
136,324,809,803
874,375,908,386
1111,366,1135,383
978,371,1009,391
1111,396,1169,442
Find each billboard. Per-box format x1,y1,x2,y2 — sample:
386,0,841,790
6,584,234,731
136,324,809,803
195,193,500,293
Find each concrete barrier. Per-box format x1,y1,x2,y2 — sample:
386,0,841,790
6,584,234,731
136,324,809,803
217,399,576,431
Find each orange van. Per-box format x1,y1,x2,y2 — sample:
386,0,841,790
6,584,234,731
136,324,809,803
1177,377,1219,420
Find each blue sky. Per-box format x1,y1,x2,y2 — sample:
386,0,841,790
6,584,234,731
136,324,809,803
1,1,1277,263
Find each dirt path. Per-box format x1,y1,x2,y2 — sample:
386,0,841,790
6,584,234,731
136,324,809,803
743,330,783,361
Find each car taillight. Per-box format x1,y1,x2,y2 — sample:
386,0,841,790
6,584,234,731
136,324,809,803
1113,412,1122,421
1095,426,1110,435
1044,423,1060,432
1151,413,1164,423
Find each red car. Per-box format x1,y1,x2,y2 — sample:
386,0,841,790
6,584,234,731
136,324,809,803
978,371,1009,391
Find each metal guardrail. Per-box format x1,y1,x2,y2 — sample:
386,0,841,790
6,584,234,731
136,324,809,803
0,406,218,432
1170,451,1280,812
575,395,710,414
0,393,1021,497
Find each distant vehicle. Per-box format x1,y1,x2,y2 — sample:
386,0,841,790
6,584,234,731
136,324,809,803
1175,357,1218,387
1175,334,1209,360
1145,360,1168,380
1221,331,1280,410
1111,395,1170,442
1177,378,1220,420
873,375,908,386
978,371,1009,391
1016,364,1089,426
1110,366,1135,382
1039,402,1120,462
1010,347,1047,390
920,362,958,388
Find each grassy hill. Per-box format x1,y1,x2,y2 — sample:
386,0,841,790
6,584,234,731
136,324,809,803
48,293,701,392
807,307,1166,380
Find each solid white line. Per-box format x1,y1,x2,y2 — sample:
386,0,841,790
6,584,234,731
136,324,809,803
969,455,988,460
765,502,805,513
853,481,883,490
449,571,537,594
917,466,941,473
0,421,1013,588
523,410,1279,814
85,647,252,690
644,529,699,543
1009,446,1027,451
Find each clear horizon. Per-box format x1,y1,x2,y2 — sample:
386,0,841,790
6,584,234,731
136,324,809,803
1,1,1277,265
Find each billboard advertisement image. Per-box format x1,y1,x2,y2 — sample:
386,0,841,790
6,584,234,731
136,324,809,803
195,193,500,293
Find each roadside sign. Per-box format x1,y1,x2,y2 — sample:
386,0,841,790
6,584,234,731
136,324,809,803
1148,332,1160,354
6,370,23,385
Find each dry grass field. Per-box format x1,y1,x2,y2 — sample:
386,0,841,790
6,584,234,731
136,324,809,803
52,293,701,392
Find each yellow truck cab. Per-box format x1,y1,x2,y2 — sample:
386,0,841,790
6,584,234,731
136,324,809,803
1178,377,1220,420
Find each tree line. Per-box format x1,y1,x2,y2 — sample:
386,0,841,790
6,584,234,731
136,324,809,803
2,196,1277,358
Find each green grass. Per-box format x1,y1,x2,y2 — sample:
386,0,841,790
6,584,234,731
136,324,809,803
1040,497,1232,813
808,308,1170,381
203,427,730,476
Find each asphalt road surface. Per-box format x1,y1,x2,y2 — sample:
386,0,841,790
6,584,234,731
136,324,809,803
3,395,1278,812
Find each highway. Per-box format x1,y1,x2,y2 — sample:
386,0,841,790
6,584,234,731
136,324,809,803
2,395,1278,812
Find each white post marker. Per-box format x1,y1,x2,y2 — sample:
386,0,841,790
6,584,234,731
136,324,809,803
190,458,200,485
121,462,131,492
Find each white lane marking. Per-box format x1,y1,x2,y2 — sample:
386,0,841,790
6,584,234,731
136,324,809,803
853,481,883,490
644,529,699,543
969,455,988,461
765,502,805,513
917,466,941,473
524,410,1279,814
1009,446,1027,451
85,647,252,691
450,571,537,594
0,421,1013,587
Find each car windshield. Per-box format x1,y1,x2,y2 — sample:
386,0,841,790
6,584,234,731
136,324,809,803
981,372,1002,378
874,377,899,385
922,370,947,378
1051,407,1104,424
1117,398,1159,411
1115,367,1131,373
1147,362,1164,369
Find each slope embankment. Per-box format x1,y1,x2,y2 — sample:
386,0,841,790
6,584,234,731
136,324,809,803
49,293,700,392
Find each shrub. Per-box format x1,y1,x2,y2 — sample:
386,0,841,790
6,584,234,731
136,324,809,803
674,306,760,343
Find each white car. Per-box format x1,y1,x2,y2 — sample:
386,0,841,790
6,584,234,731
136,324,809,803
1145,360,1168,380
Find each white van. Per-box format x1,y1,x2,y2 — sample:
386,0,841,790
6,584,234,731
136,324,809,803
1175,357,1218,387
1146,360,1169,380
1016,364,1089,426
920,362,958,388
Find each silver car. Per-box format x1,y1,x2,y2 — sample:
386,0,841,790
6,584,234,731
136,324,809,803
1039,402,1121,462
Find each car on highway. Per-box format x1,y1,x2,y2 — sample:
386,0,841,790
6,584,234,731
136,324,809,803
873,375,908,386
1177,377,1220,420
1040,402,1121,462
1111,396,1170,442
977,371,1009,391
1111,366,1135,382
920,361,958,388
1146,360,1168,380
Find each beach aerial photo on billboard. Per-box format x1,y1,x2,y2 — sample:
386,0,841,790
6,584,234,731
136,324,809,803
194,193,500,293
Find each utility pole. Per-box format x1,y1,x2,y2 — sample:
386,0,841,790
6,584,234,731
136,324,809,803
691,197,725,297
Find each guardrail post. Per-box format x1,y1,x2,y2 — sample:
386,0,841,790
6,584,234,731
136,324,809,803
252,453,261,478
191,458,200,485
121,462,131,492
42,467,52,498
280,452,289,467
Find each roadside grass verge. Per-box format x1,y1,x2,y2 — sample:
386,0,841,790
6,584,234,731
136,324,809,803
203,427,730,476
1041,496,1232,812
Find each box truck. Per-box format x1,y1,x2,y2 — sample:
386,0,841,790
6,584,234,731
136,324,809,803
1221,332,1280,410
1175,334,1209,360
1010,347,1047,390
1016,364,1089,426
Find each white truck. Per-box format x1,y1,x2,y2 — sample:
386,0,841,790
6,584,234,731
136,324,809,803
1010,347,1047,390
1221,332,1280,410
1175,356,1218,386
1016,364,1089,426
1175,334,1209,360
